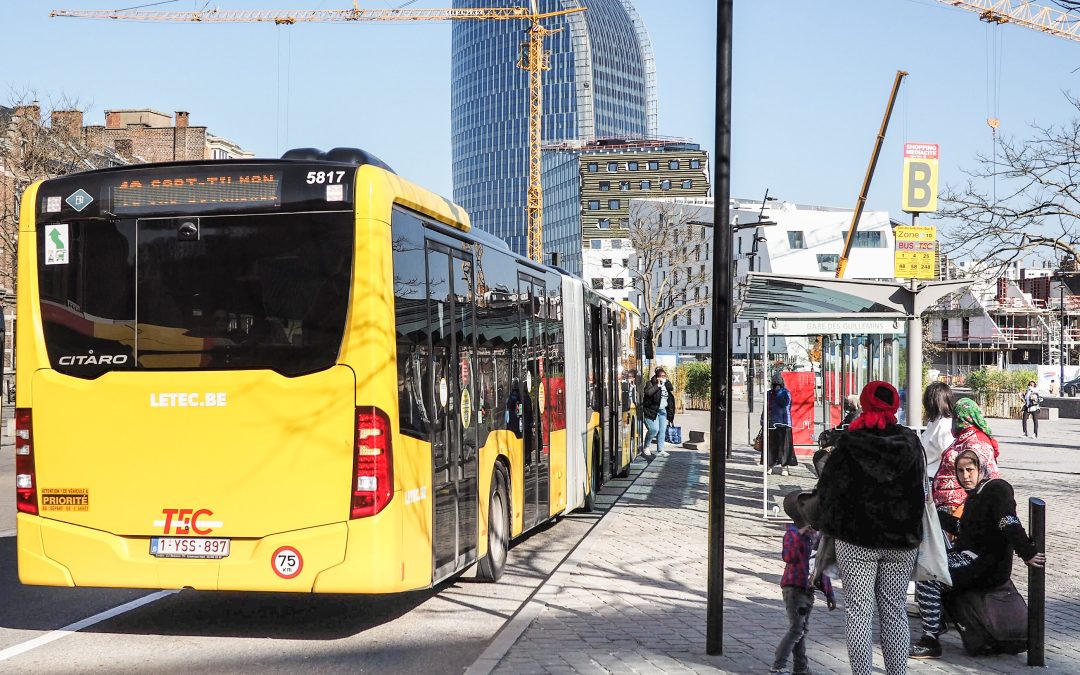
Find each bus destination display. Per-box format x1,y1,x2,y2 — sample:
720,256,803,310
111,173,281,213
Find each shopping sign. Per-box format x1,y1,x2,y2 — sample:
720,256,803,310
894,225,937,279
902,143,939,213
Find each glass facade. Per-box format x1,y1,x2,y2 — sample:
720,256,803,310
451,0,657,257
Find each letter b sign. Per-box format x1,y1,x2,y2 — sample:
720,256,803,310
902,156,938,213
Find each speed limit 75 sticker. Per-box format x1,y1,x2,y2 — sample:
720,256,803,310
272,546,303,579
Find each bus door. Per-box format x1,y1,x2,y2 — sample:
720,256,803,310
519,273,549,530
597,305,613,481
428,243,479,580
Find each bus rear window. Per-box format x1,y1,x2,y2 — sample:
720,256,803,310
38,212,353,378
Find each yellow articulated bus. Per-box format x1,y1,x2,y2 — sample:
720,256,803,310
16,147,641,592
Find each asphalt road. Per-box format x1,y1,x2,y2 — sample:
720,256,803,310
0,412,626,673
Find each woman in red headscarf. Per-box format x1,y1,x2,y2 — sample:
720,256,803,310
812,381,925,675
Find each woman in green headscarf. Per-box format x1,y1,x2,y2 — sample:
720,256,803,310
932,397,1002,513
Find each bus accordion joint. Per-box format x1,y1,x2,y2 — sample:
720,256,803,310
351,406,394,519
15,409,38,515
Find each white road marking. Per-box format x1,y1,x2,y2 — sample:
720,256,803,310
0,590,178,662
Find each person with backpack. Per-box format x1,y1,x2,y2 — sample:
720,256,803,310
1021,380,1041,439
909,449,1045,659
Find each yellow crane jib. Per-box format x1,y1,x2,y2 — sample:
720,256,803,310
50,4,587,264
835,69,907,280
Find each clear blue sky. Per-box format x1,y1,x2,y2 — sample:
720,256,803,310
1,0,714,201
5,0,1080,221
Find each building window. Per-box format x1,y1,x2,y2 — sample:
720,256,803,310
658,333,662,348
788,231,806,249
816,254,839,272
590,240,602,250
587,162,598,172
681,330,687,347
608,199,620,209
691,159,701,169
607,162,618,172
591,278,604,290
588,200,600,210
598,218,611,230
612,278,625,289
640,180,651,190
619,218,629,228
628,161,639,171
669,160,680,170
681,179,692,189
700,308,705,323
599,181,610,191
962,317,970,340
611,239,623,249
620,181,631,191
941,319,950,341
602,259,612,268
853,231,884,248
660,180,671,191
622,258,629,267
648,160,659,171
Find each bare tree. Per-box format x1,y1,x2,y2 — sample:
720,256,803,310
627,199,711,341
939,94,1080,275
0,91,101,294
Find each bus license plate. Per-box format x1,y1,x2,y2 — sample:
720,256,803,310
150,537,230,559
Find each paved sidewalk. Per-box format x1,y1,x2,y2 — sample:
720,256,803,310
479,406,1080,674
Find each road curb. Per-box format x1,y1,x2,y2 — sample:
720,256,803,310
464,456,652,675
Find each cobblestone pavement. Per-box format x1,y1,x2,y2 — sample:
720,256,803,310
484,404,1080,674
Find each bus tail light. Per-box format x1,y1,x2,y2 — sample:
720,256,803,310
351,406,393,518
15,408,38,515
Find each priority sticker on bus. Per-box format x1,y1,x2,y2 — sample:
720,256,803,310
272,546,303,579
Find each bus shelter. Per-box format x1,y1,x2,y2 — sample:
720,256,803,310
738,273,970,520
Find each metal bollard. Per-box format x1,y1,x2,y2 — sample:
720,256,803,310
1028,497,1045,667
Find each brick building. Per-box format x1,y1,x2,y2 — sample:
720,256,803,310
83,109,254,163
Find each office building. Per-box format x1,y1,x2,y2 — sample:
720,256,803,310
451,0,657,256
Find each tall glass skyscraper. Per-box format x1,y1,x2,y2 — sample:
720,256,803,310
451,0,657,257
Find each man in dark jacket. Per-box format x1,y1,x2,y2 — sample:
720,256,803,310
641,367,675,458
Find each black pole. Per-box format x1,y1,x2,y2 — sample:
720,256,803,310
1028,497,1046,667
1060,279,1065,392
707,0,732,656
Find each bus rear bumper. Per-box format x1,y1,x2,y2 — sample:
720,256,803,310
16,513,365,592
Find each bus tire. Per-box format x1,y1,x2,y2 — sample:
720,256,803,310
477,466,509,582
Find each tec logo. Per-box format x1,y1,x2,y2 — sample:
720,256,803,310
155,508,219,535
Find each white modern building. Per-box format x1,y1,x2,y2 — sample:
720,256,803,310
732,198,898,361
628,196,714,362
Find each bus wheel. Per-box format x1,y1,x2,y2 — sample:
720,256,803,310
478,467,509,582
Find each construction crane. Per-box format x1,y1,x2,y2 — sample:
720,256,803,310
935,0,1080,43
51,2,585,264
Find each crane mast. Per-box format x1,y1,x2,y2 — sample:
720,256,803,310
51,3,584,264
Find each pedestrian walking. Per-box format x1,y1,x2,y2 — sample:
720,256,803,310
771,490,836,675
814,381,925,675
1021,380,1041,439
641,366,674,458
766,372,797,475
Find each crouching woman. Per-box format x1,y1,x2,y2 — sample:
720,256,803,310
910,449,1047,658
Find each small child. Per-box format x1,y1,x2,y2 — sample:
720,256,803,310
771,490,835,675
